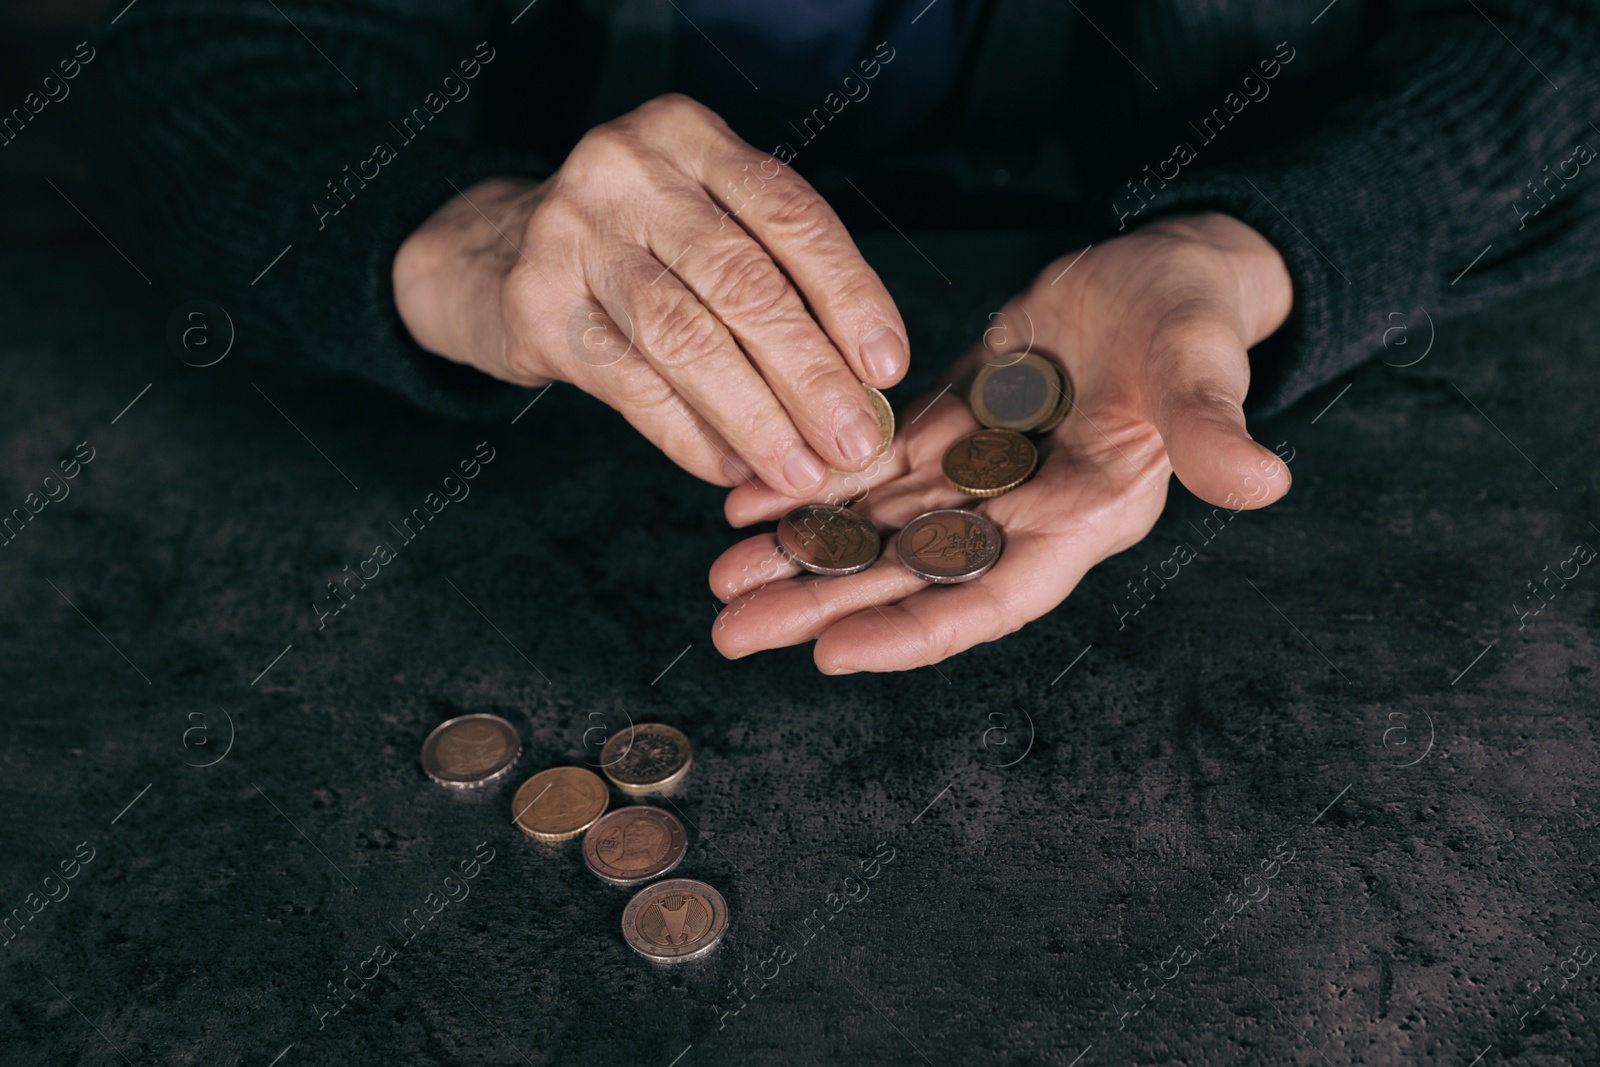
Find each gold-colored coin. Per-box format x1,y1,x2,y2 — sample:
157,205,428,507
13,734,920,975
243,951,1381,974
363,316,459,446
969,353,1072,434
511,767,610,842
942,428,1038,498
829,384,895,474
601,723,693,796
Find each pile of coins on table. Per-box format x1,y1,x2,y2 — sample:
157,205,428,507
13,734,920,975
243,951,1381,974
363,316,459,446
420,714,727,963
774,358,1071,585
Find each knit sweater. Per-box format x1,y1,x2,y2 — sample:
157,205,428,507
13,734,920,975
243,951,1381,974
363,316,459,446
83,0,1600,418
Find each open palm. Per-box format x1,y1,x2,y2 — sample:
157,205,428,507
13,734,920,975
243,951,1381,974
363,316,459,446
709,213,1297,673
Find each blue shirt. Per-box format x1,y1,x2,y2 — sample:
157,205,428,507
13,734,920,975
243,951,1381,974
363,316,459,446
673,0,984,159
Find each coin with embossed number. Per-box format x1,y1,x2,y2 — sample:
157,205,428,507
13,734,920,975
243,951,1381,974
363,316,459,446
776,504,881,577
601,723,693,796
970,353,1072,433
421,713,521,789
512,767,610,842
896,509,1003,584
622,878,729,962
829,385,895,474
583,806,687,887
942,428,1037,498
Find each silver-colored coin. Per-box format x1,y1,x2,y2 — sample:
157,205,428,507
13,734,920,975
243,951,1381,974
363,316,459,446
582,806,688,887
622,878,729,963
776,504,881,576
895,509,1003,584
420,713,521,788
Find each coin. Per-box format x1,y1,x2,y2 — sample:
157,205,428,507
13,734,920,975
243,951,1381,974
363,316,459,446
896,509,1003,583
829,384,895,474
1034,367,1074,433
776,504,881,576
511,767,610,842
601,723,693,796
969,353,1072,433
622,878,729,962
942,428,1038,497
420,713,521,789
582,806,688,887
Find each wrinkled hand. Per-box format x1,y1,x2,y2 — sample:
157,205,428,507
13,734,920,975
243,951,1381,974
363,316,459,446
393,94,909,495
709,213,1295,672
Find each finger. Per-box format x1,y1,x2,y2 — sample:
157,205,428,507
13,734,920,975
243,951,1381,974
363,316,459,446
711,541,929,660
812,534,1078,674
1143,312,1289,510
710,533,800,601
652,190,888,470
704,142,909,388
525,297,755,487
588,249,830,496
712,412,1011,657
813,456,1162,673
723,385,974,526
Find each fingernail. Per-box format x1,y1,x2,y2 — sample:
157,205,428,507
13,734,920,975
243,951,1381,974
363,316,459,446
783,447,827,492
837,409,882,463
860,327,905,382
722,455,752,483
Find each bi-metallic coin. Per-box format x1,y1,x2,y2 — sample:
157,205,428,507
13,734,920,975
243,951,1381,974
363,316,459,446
601,723,693,796
942,428,1038,498
969,353,1073,434
622,878,729,962
582,806,688,887
511,766,610,842
421,713,521,789
776,504,881,576
896,509,1004,584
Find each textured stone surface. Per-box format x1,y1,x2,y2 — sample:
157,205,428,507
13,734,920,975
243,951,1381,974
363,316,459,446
0,239,1596,1066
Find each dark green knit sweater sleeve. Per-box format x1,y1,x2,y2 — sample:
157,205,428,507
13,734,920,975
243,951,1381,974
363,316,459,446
84,0,555,418
1123,0,1600,415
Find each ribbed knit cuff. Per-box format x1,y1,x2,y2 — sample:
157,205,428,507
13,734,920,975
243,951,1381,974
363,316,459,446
1082,8,1599,417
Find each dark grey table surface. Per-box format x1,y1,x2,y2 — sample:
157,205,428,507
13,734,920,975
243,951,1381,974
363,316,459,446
1,237,1596,1067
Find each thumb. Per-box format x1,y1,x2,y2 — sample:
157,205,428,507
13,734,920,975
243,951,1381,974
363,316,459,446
1146,315,1290,510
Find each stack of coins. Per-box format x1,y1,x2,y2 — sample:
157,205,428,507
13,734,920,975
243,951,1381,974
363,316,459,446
968,352,1072,434
421,715,728,965
878,353,1073,585
939,353,1073,501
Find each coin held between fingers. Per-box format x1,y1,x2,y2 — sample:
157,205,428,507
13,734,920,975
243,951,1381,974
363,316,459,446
828,385,894,475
